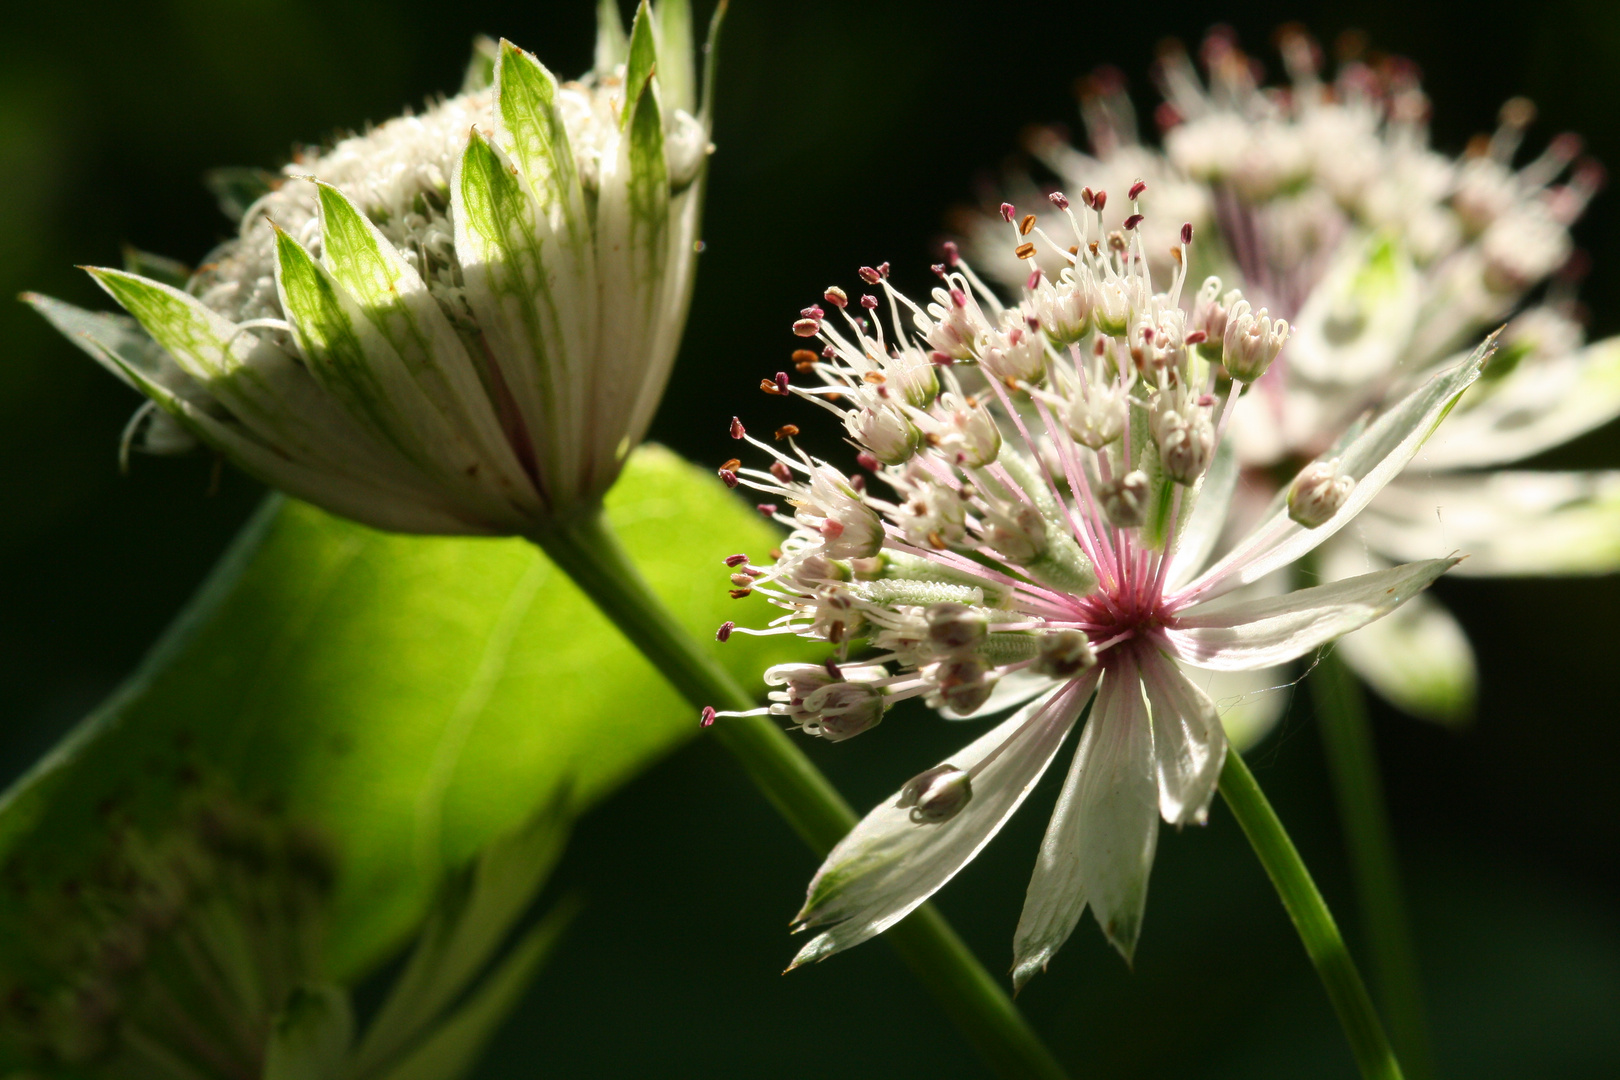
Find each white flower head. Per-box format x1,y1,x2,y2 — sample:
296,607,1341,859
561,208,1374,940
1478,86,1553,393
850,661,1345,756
708,214,1487,983
28,1,720,534
963,25,1620,726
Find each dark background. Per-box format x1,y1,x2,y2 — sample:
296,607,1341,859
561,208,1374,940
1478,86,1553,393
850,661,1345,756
3,0,1618,1076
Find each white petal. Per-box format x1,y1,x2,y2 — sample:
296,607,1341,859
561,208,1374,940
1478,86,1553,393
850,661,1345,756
1362,471,1620,576
1174,336,1494,606
1412,336,1620,469
1286,231,1422,385
1320,538,1476,724
791,676,1096,968
1179,662,1293,752
1013,658,1156,985
1140,654,1228,826
1168,558,1460,671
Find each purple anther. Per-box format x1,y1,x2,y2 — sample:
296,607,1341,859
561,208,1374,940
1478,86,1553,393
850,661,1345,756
1000,202,1015,222
716,622,735,643
1049,191,1070,210
729,416,746,439
1123,213,1144,231
858,266,882,284
700,706,717,727
723,553,749,567
1128,179,1147,200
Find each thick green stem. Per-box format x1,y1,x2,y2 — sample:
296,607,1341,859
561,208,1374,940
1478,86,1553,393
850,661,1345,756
1312,650,1437,1080
1219,750,1404,1080
531,510,1069,1080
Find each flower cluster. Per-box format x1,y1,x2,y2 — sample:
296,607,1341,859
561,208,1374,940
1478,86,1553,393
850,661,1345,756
710,191,1487,981
964,27,1620,724
28,1,717,534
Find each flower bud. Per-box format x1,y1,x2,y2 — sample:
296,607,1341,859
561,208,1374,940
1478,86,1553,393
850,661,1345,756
1099,470,1151,528
847,404,921,466
803,466,885,558
936,394,1001,467
930,654,997,714
1092,276,1131,337
986,503,1050,563
1191,277,1236,357
766,663,888,741
1032,629,1097,678
922,287,988,361
1030,270,1093,346
1154,408,1216,485
925,601,989,652
978,320,1046,384
1222,299,1290,382
1064,381,1127,449
1287,458,1355,528
896,765,974,824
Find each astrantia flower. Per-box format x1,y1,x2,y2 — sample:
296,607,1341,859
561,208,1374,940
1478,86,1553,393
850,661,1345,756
965,27,1620,723
26,1,716,534
708,202,1488,982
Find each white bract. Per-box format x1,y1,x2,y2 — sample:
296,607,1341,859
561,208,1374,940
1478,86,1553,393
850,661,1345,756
708,203,1485,983
967,27,1620,725
27,1,717,534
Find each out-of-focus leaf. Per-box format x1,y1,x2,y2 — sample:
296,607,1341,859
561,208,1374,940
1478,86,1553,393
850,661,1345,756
0,444,792,980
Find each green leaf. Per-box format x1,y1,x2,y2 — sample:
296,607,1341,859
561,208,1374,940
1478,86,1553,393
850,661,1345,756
494,40,587,253
652,0,695,115
367,896,580,1080
0,445,796,980
592,0,628,77
350,795,570,1076
622,1,658,129
263,984,354,1080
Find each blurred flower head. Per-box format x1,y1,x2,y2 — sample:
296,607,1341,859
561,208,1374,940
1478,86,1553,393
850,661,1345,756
27,0,719,534
709,211,1485,981
963,25,1620,725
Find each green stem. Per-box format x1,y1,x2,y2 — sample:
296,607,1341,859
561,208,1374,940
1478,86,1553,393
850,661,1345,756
531,510,1069,1080
1312,650,1437,1080
1218,750,1404,1080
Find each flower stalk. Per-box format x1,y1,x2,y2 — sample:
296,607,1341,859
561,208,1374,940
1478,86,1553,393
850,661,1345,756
527,509,1070,1080
1218,748,1404,1080
1312,646,1437,1080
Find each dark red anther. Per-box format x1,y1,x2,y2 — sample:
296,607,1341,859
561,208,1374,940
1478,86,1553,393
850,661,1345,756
792,319,819,338
775,371,791,394
824,286,848,308
1049,191,1070,210
729,416,746,439
849,474,865,492
1123,213,1144,231
756,503,778,516
724,553,749,567
1196,393,1215,407
858,265,882,284
1093,190,1108,211
860,294,878,310
1000,202,1015,222
855,451,881,472
1185,329,1208,345
949,287,968,308
877,261,891,278
824,658,844,679
1155,101,1183,131
1026,267,1043,290
930,262,947,278
728,587,752,599
718,468,739,488
801,305,825,319
943,240,960,265
770,460,793,483
822,345,837,359
1181,222,1194,245
1128,179,1147,200
930,350,953,366
1080,186,1096,208
700,706,717,727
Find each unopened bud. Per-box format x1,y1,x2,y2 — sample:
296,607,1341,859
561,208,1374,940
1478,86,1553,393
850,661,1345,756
849,404,922,466
1287,458,1355,528
1033,629,1096,678
1222,300,1290,382
1155,409,1216,485
987,503,1050,563
926,601,989,652
897,764,974,824
933,654,996,714
1099,470,1151,528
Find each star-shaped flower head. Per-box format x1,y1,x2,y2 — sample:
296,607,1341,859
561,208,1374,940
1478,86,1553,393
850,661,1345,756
710,195,1489,983
26,0,720,534
962,26,1617,725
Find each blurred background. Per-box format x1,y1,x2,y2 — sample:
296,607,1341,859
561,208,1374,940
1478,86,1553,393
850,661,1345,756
3,0,1618,1076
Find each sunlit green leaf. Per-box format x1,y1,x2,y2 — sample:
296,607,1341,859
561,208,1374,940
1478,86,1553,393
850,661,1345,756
0,445,793,980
